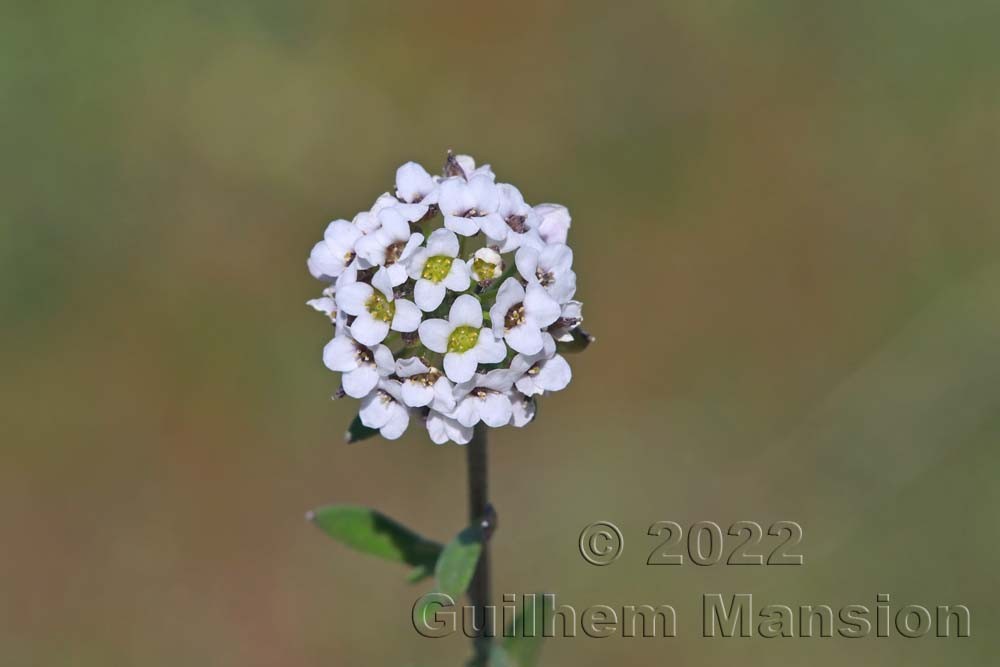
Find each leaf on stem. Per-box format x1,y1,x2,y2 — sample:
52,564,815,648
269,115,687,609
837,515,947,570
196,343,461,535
307,505,442,576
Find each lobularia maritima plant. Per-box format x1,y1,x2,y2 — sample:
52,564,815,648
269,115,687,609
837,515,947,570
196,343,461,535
305,152,593,667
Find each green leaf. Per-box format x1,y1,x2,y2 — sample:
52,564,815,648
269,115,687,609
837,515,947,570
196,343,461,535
434,522,485,598
308,505,442,575
345,414,379,443
500,593,550,667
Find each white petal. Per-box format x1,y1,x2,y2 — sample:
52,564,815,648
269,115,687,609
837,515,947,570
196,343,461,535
478,213,508,241
398,233,424,263
425,228,459,257
444,214,480,237
395,162,434,203
534,203,571,245
379,405,410,440
371,267,395,297
373,345,395,374
524,283,561,327
418,319,451,353
541,243,573,274
359,390,394,429
322,335,359,372
537,355,571,392
414,279,446,312
391,299,420,333
494,278,525,313
479,393,512,427
474,330,507,364
378,207,410,240
449,294,483,329
454,395,481,427
431,376,456,413
515,375,540,397
307,296,337,318
444,351,478,383
438,178,472,216
505,325,544,355
468,174,499,212
395,356,429,378
509,392,536,427
335,281,373,316
395,202,430,222
401,380,435,407
308,241,342,280
427,411,471,445
350,314,390,346
549,270,577,303
354,233,386,266
444,260,472,292
342,365,379,398
407,248,430,279
480,368,517,392
514,246,540,283
324,219,363,255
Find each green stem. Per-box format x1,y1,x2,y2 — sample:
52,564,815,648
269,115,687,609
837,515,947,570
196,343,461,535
466,424,492,666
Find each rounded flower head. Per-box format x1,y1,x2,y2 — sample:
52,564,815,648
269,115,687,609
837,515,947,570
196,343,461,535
307,151,591,444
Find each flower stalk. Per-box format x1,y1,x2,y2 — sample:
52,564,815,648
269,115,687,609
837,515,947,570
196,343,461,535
466,423,492,666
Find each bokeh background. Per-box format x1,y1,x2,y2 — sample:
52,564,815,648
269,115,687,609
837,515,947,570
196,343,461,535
4,1,999,665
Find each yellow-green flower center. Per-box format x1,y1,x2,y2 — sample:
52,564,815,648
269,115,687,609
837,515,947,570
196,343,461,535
472,257,497,282
366,291,396,323
447,325,479,353
421,256,453,283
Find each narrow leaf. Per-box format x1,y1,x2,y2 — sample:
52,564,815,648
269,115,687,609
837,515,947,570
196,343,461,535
434,522,485,598
308,505,441,573
345,414,379,443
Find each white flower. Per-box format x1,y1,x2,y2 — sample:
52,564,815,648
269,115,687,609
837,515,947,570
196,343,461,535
452,369,518,428
307,219,363,280
509,335,571,396
355,207,425,288
395,162,439,206
508,391,537,427
549,300,583,342
336,281,420,346
426,410,472,445
532,203,571,245
418,294,507,383
438,174,503,237
394,357,455,412
515,243,576,303
323,335,395,398
359,379,410,440
446,153,495,182
467,247,503,283
480,184,544,254
488,278,561,355
407,229,471,311
352,193,399,235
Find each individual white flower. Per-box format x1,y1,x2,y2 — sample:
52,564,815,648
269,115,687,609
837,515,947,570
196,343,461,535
445,153,496,182
452,369,519,427
426,410,472,445
395,162,439,206
509,334,571,396
438,174,503,237
307,219,363,281
407,228,471,311
323,335,395,398
467,247,503,284
336,281,420,346
394,357,455,412
488,278,561,355
359,379,410,440
515,243,576,303
418,294,507,383
548,300,583,342
352,193,399,235
508,390,537,427
532,203,571,245
355,207,424,287
480,184,545,254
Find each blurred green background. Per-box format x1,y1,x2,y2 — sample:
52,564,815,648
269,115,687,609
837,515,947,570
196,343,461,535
3,1,999,665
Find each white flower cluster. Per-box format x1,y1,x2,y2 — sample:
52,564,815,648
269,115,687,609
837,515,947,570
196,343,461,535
307,153,587,444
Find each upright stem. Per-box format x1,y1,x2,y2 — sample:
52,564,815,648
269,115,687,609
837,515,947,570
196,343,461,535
466,423,492,665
